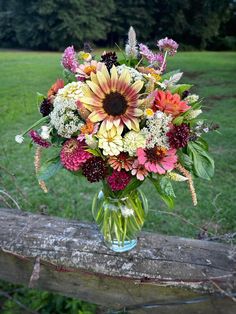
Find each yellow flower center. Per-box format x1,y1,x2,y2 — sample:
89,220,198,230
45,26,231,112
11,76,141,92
145,108,154,117
84,65,97,75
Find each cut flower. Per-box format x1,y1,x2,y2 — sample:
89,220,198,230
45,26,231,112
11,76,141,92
97,126,123,156
137,147,177,174
80,65,144,132
60,139,91,171
152,90,190,117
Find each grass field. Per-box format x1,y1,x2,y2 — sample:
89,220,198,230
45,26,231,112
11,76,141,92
0,50,236,312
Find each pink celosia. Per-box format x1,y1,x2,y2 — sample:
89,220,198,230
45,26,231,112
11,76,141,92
139,43,165,69
137,147,177,174
107,170,131,191
61,46,79,73
29,130,51,148
60,139,91,171
157,37,178,56
131,159,149,181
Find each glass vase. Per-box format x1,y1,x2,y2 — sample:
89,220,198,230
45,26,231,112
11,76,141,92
92,187,148,252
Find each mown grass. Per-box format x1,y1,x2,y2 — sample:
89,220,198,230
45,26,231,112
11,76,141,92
0,50,236,313
1,51,235,236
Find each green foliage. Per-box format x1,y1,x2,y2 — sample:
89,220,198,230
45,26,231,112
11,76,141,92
0,0,115,50
0,50,236,313
37,156,62,181
149,176,175,209
0,0,234,50
187,141,215,180
0,281,97,313
169,84,193,96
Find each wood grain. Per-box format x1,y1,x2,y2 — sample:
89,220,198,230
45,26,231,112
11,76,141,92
0,207,235,313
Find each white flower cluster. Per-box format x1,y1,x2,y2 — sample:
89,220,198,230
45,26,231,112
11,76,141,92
116,64,144,82
50,82,85,138
185,94,199,104
50,98,84,138
141,111,172,149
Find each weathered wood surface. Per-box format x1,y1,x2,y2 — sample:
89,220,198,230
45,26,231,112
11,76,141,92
0,207,235,313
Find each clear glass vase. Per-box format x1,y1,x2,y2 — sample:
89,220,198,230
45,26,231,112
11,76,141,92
92,186,148,252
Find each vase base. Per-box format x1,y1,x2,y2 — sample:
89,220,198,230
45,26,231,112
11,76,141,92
105,239,137,252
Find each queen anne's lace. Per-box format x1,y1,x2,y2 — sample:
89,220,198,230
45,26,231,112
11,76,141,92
116,64,145,82
141,111,172,149
50,82,84,138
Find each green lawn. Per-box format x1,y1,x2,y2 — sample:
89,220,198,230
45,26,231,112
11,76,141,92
0,50,236,312
1,51,235,236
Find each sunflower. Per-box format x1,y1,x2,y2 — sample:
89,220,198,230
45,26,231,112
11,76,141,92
79,65,144,132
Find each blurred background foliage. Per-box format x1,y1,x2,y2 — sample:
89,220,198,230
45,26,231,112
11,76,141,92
0,0,236,51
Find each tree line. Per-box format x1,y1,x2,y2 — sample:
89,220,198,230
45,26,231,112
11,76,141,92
0,0,235,51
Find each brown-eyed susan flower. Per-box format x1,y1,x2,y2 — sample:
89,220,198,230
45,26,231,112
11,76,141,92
80,65,144,133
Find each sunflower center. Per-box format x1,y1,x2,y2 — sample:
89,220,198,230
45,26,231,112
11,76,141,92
103,92,128,116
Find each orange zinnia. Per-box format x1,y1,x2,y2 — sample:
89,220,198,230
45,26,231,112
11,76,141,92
47,79,64,98
152,90,190,117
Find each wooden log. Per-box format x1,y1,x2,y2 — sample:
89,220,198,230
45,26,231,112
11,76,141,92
0,207,235,313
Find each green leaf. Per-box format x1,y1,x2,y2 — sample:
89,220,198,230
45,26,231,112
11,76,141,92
149,176,175,209
120,178,143,198
37,157,62,181
159,177,176,198
36,92,45,107
195,138,209,151
187,142,214,180
86,148,103,158
169,84,193,96
177,151,193,170
173,116,184,125
161,70,181,81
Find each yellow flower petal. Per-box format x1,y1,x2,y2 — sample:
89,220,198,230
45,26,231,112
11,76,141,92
86,80,105,99
131,80,144,93
97,70,110,94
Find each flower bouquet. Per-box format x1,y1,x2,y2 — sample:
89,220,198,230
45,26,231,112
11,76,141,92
16,27,217,252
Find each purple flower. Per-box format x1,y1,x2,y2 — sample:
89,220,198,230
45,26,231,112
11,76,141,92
157,37,178,56
29,130,51,148
139,43,165,69
61,46,79,73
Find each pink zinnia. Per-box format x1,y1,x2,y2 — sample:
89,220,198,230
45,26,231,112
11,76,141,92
107,170,131,191
29,130,51,148
131,159,148,181
61,46,79,73
157,37,178,56
137,147,177,175
60,139,91,171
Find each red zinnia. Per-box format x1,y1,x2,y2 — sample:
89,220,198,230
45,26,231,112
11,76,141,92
107,170,131,191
